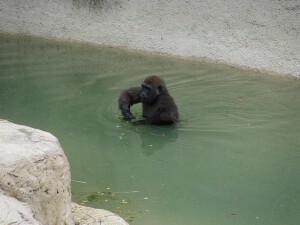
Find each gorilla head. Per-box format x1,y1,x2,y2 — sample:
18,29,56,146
140,76,166,104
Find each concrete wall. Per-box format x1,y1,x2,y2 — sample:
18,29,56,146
0,0,299,77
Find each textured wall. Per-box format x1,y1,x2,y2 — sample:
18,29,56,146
0,0,299,77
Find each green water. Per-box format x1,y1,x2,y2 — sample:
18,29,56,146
0,34,300,225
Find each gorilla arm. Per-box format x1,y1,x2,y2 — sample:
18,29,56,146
137,94,179,125
118,87,142,120
157,95,179,125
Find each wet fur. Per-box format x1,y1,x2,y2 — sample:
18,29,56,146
119,76,178,125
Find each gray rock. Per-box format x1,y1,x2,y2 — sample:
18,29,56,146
71,203,129,225
0,189,42,225
0,120,129,225
0,119,73,225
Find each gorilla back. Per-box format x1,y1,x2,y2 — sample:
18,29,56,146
119,75,179,125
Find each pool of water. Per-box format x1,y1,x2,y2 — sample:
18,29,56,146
0,33,300,225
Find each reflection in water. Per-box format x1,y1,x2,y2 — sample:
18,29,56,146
0,34,300,225
136,126,178,155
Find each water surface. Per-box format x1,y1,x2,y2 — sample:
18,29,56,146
0,34,300,225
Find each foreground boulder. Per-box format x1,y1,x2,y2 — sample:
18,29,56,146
0,119,73,225
0,189,42,225
0,120,129,225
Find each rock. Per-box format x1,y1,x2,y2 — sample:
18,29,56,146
0,120,129,225
0,119,73,225
71,203,129,225
0,189,42,225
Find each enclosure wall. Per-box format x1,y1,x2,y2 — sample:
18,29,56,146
0,0,299,77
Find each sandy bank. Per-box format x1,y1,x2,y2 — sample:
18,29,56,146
0,0,299,77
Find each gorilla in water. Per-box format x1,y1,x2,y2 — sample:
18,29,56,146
119,75,179,125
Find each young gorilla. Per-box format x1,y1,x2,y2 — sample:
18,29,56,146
119,75,179,125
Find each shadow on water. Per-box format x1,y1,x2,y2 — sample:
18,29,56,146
0,34,300,225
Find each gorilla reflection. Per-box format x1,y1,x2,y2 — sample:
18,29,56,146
138,126,178,155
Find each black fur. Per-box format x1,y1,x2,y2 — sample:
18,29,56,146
119,76,178,125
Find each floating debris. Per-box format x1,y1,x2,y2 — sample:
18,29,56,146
127,216,135,222
120,199,128,204
71,179,87,184
119,133,126,139
73,189,140,204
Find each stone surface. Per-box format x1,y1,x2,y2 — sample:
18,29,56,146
0,120,129,225
0,119,74,225
0,0,299,77
71,203,129,225
0,190,42,225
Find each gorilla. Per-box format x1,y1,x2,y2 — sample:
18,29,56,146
118,75,179,125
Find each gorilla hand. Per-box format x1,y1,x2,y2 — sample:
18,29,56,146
122,108,136,120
